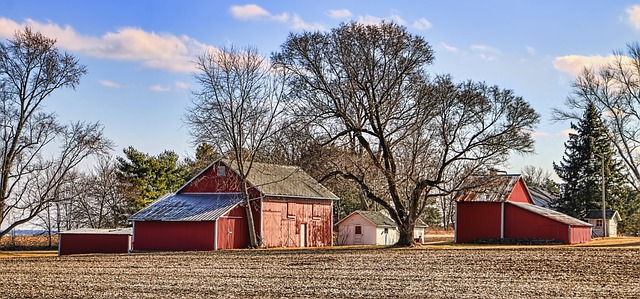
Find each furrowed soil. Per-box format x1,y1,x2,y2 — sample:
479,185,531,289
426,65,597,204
1,247,639,298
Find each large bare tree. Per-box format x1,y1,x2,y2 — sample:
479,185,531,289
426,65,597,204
273,22,539,246
555,43,640,190
185,46,287,248
0,28,112,238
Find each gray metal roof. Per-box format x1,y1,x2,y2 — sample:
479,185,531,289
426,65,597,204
219,160,339,199
528,186,558,208
454,174,522,202
60,227,132,235
585,209,621,220
509,202,593,227
128,193,243,221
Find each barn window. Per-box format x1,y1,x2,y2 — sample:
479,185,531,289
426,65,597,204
217,166,226,176
596,219,603,227
287,202,296,218
355,225,362,235
312,204,321,219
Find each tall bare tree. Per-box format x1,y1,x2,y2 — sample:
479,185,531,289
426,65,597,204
186,46,287,248
554,43,640,190
0,28,112,238
273,22,539,246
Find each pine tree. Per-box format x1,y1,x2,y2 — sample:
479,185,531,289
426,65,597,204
553,102,633,220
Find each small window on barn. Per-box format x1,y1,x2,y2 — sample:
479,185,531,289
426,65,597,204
287,202,296,218
355,225,362,235
312,204,321,219
596,219,603,227
217,166,226,177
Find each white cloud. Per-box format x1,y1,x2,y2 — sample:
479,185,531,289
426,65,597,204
358,13,406,26
553,55,620,77
471,44,501,61
439,42,459,53
175,81,190,90
526,46,537,55
99,80,120,88
149,84,171,92
413,18,432,30
0,17,215,73
561,128,577,137
291,14,325,31
626,5,640,30
328,9,352,19
229,4,271,20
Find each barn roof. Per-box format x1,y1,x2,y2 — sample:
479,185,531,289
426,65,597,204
59,227,132,235
454,174,522,202
182,159,339,200
509,202,592,227
128,193,243,221
585,209,621,221
528,186,558,208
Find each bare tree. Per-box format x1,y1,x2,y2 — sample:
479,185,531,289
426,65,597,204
273,22,539,246
0,28,113,238
520,165,553,188
185,46,287,248
554,43,640,190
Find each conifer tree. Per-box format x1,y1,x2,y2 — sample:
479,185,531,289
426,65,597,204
553,102,634,220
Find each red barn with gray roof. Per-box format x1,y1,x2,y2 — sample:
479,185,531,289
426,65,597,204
129,159,338,251
454,174,592,244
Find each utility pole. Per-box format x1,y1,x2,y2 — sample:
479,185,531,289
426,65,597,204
599,154,607,238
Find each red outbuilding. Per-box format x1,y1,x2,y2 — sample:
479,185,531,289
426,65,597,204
454,174,592,244
129,160,338,251
58,228,132,255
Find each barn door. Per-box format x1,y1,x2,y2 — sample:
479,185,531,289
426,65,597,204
227,219,235,248
300,224,307,247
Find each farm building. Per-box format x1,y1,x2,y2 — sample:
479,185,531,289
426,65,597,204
585,209,621,237
454,174,592,244
336,210,427,245
58,228,132,256
129,159,338,251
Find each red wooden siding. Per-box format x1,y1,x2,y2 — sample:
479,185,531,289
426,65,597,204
506,179,533,204
181,162,259,198
59,234,130,255
133,221,216,251
261,197,332,247
569,226,591,244
455,202,502,243
504,204,569,243
217,205,251,249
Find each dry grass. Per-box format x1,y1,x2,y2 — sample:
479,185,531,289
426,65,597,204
0,234,58,250
0,246,638,298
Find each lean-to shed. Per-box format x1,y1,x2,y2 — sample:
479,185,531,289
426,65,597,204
58,227,132,255
129,159,338,251
454,174,592,244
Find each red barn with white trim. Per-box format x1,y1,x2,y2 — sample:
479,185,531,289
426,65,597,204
454,174,592,244
129,160,337,251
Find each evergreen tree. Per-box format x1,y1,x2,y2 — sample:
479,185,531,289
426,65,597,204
553,102,633,220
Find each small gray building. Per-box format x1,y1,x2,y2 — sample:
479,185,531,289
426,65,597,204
585,209,621,237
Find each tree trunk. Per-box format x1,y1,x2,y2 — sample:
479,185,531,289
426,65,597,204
241,180,259,248
396,221,416,247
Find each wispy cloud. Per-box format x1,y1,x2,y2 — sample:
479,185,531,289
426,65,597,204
328,9,352,19
175,81,190,90
149,84,171,92
229,4,324,31
471,44,501,61
357,13,406,26
560,128,576,137
526,46,537,55
0,18,215,73
413,18,432,30
439,42,459,53
99,80,120,88
625,5,640,30
553,55,620,77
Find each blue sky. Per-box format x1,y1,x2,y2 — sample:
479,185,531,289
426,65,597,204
2,1,640,177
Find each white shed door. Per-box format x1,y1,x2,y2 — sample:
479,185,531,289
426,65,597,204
300,224,307,247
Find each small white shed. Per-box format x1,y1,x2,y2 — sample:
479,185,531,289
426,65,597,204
336,210,426,245
585,209,621,237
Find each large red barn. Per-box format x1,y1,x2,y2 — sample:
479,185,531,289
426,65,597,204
129,160,337,251
454,174,592,244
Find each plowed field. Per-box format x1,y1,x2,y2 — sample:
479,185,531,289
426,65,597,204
0,247,638,298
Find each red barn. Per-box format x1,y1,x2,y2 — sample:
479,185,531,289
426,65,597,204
129,160,337,251
454,174,592,244
58,228,132,255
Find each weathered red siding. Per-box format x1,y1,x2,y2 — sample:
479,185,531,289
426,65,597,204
180,162,259,198
217,205,251,249
59,234,130,255
504,204,569,243
507,179,533,204
569,226,592,244
261,197,333,247
133,221,215,251
455,202,502,243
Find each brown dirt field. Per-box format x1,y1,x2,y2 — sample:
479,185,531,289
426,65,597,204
0,246,639,298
